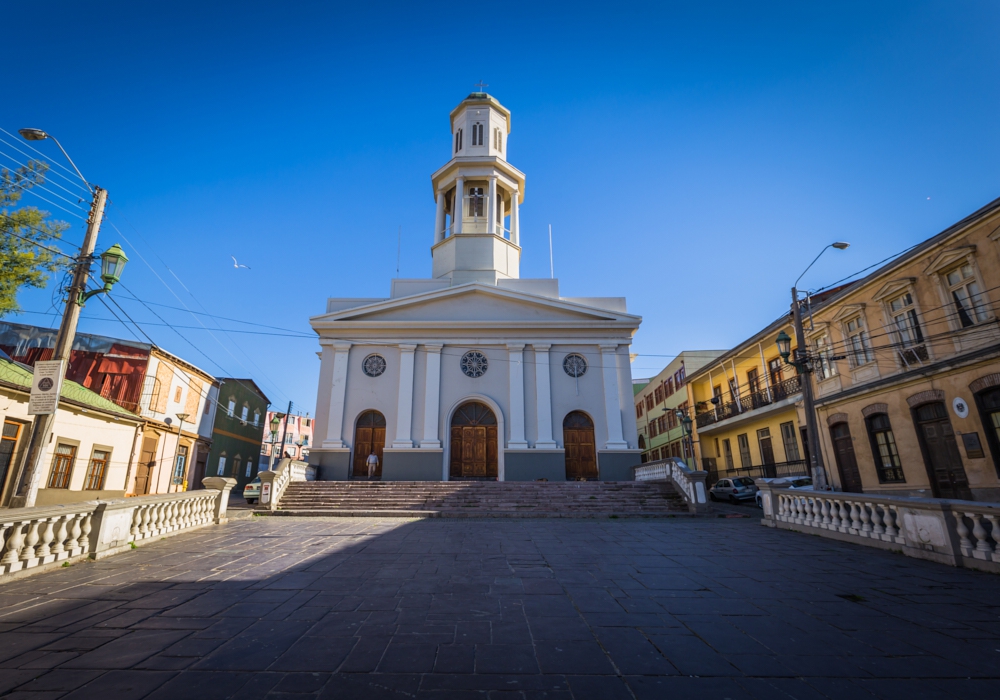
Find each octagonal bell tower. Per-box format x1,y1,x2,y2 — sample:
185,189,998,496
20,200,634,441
430,92,526,285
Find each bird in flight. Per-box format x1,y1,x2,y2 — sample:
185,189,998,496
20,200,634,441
231,256,251,270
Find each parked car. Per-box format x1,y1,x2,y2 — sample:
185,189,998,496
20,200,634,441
754,477,813,508
243,476,261,504
709,477,759,504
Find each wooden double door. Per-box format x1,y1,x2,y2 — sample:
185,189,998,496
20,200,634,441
564,411,598,480
913,402,971,500
450,402,498,478
829,423,863,493
353,411,386,478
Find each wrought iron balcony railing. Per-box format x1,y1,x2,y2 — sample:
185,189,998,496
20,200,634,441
695,375,802,429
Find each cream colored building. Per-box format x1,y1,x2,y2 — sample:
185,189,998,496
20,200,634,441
309,93,642,482
0,356,142,506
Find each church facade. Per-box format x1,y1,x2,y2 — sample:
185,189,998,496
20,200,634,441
308,92,642,482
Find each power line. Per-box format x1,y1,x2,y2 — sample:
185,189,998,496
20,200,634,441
1,220,76,261
0,129,91,195
0,148,92,204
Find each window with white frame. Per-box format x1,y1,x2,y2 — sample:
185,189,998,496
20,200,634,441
240,404,249,422
473,122,484,146
814,334,837,380
844,316,874,367
227,398,236,417
253,409,260,426
887,292,928,363
454,128,463,152
944,263,989,328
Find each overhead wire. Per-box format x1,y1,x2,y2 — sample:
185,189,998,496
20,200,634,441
0,148,92,206
0,128,91,195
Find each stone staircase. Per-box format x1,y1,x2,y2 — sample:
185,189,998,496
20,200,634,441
272,480,690,517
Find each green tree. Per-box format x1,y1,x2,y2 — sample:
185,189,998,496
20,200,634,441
0,160,71,318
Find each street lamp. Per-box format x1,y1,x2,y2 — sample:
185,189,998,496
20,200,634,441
7,128,119,508
779,242,850,491
171,413,190,490
267,413,282,471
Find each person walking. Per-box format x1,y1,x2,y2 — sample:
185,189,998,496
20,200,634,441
366,450,379,480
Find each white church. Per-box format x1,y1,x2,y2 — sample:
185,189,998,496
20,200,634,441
308,92,642,482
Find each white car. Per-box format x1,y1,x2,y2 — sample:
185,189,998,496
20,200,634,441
709,477,759,504
755,477,813,507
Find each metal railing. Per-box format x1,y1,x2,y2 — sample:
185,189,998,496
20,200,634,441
696,375,802,429
720,459,809,480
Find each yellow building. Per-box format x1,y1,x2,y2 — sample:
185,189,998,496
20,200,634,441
687,323,811,483
803,196,1000,502
689,195,1000,502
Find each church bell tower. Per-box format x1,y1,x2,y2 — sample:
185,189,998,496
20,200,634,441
430,92,526,285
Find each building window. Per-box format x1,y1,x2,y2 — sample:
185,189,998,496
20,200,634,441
253,410,260,427
845,317,873,367
780,421,800,461
473,122,484,146
241,404,249,422
48,443,76,489
944,263,989,327
172,445,188,485
174,386,182,402
722,438,734,470
737,433,752,468
865,413,905,483
227,398,236,418
217,453,227,476
468,187,484,217
233,455,241,479
562,353,587,378
204,397,210,414
646,395,654,411
654,387,664,404
650,421,659,438
84,449,110,490
460,350,489,378
455,129,463,152
650,448,660,461
888,292,928,364
814,334,837,380
768,357,784,387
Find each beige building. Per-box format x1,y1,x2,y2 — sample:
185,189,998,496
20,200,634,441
804,197,1000,501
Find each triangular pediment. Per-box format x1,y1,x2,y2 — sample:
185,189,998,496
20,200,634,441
831,303,866,323
923,245,976,275
872,277,916,302
310,283,638,328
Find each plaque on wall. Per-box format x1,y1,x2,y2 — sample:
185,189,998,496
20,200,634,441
961,432,985,459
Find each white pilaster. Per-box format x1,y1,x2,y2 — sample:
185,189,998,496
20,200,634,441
454,178,464,234
507,343,527,449
511,189,520,246
322,342,352,448
487,176,498,235
420,344,443,448
600,344,628,450
434,189,445,243
533,344,556,448
392,344,417,448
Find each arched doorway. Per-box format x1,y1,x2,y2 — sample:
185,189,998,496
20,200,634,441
450,402,498,478
912,402,971,499
829,422,863,493
352,410,386,478
564,411,598,480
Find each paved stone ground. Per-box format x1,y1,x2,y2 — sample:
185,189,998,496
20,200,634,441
0,516,998,700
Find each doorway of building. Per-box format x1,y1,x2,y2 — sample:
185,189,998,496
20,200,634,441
352,410,386,478
134,435,158,495
564,411,598,480
0,420,24,504
913,402,972,499
450,402,498,478
829,422,863,493
975,386,1000,477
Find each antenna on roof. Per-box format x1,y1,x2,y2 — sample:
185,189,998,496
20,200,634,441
548,224,554,279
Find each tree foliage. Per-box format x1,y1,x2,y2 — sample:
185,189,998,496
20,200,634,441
0,160,72,318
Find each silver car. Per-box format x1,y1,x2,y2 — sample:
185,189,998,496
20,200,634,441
709,477,759,504
755,477,813,508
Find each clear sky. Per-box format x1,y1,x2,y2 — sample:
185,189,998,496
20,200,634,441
3,1,999,413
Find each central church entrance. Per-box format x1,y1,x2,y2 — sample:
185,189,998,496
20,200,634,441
563,411,598,480
352,410,386,478
450,402,498,478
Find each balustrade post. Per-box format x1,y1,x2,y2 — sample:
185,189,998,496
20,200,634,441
2,522,25,565
849,502,862,531
968,513,991,553
821,498,832,526
985,514,999,554
838,501,850,531
36,518,55,559
52,516,69,554
883,505,898,537
954,512,972,551
68,514,83,552
828,500,841,528
20,520,41,561
79,513,93,551
869,503,885,535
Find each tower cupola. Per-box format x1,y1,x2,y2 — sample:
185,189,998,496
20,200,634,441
430,92,526,285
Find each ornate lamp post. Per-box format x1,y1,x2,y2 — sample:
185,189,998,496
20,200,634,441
267,413,282,471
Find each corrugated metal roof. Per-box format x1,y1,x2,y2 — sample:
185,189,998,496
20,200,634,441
0,357,141,421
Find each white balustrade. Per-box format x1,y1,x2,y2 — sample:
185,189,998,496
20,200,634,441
761,485,1000,572
632,458,708,512
1,478,236,580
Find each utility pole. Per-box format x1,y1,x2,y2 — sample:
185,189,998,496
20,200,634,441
278,401,292,460
9,187,108,508
791,287,829,490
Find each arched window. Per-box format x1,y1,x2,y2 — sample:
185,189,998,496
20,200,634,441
253,409,260,426
241,403,249,422
227,398,236,417
217,452,227,476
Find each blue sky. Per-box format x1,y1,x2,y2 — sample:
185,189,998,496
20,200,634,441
3,1,999,413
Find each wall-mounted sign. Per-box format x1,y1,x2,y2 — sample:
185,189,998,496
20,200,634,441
261,482,271,505
962,432,985,459
952,396,970,419
28,360,67,415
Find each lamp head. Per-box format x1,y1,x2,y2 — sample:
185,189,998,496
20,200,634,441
99,243,129,287
832,241,850,250
775,330,792,362
18,128,48,141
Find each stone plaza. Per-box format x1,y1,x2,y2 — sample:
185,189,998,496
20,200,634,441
0,515,997,699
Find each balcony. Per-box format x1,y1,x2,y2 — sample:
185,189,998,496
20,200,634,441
695,375,802,430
